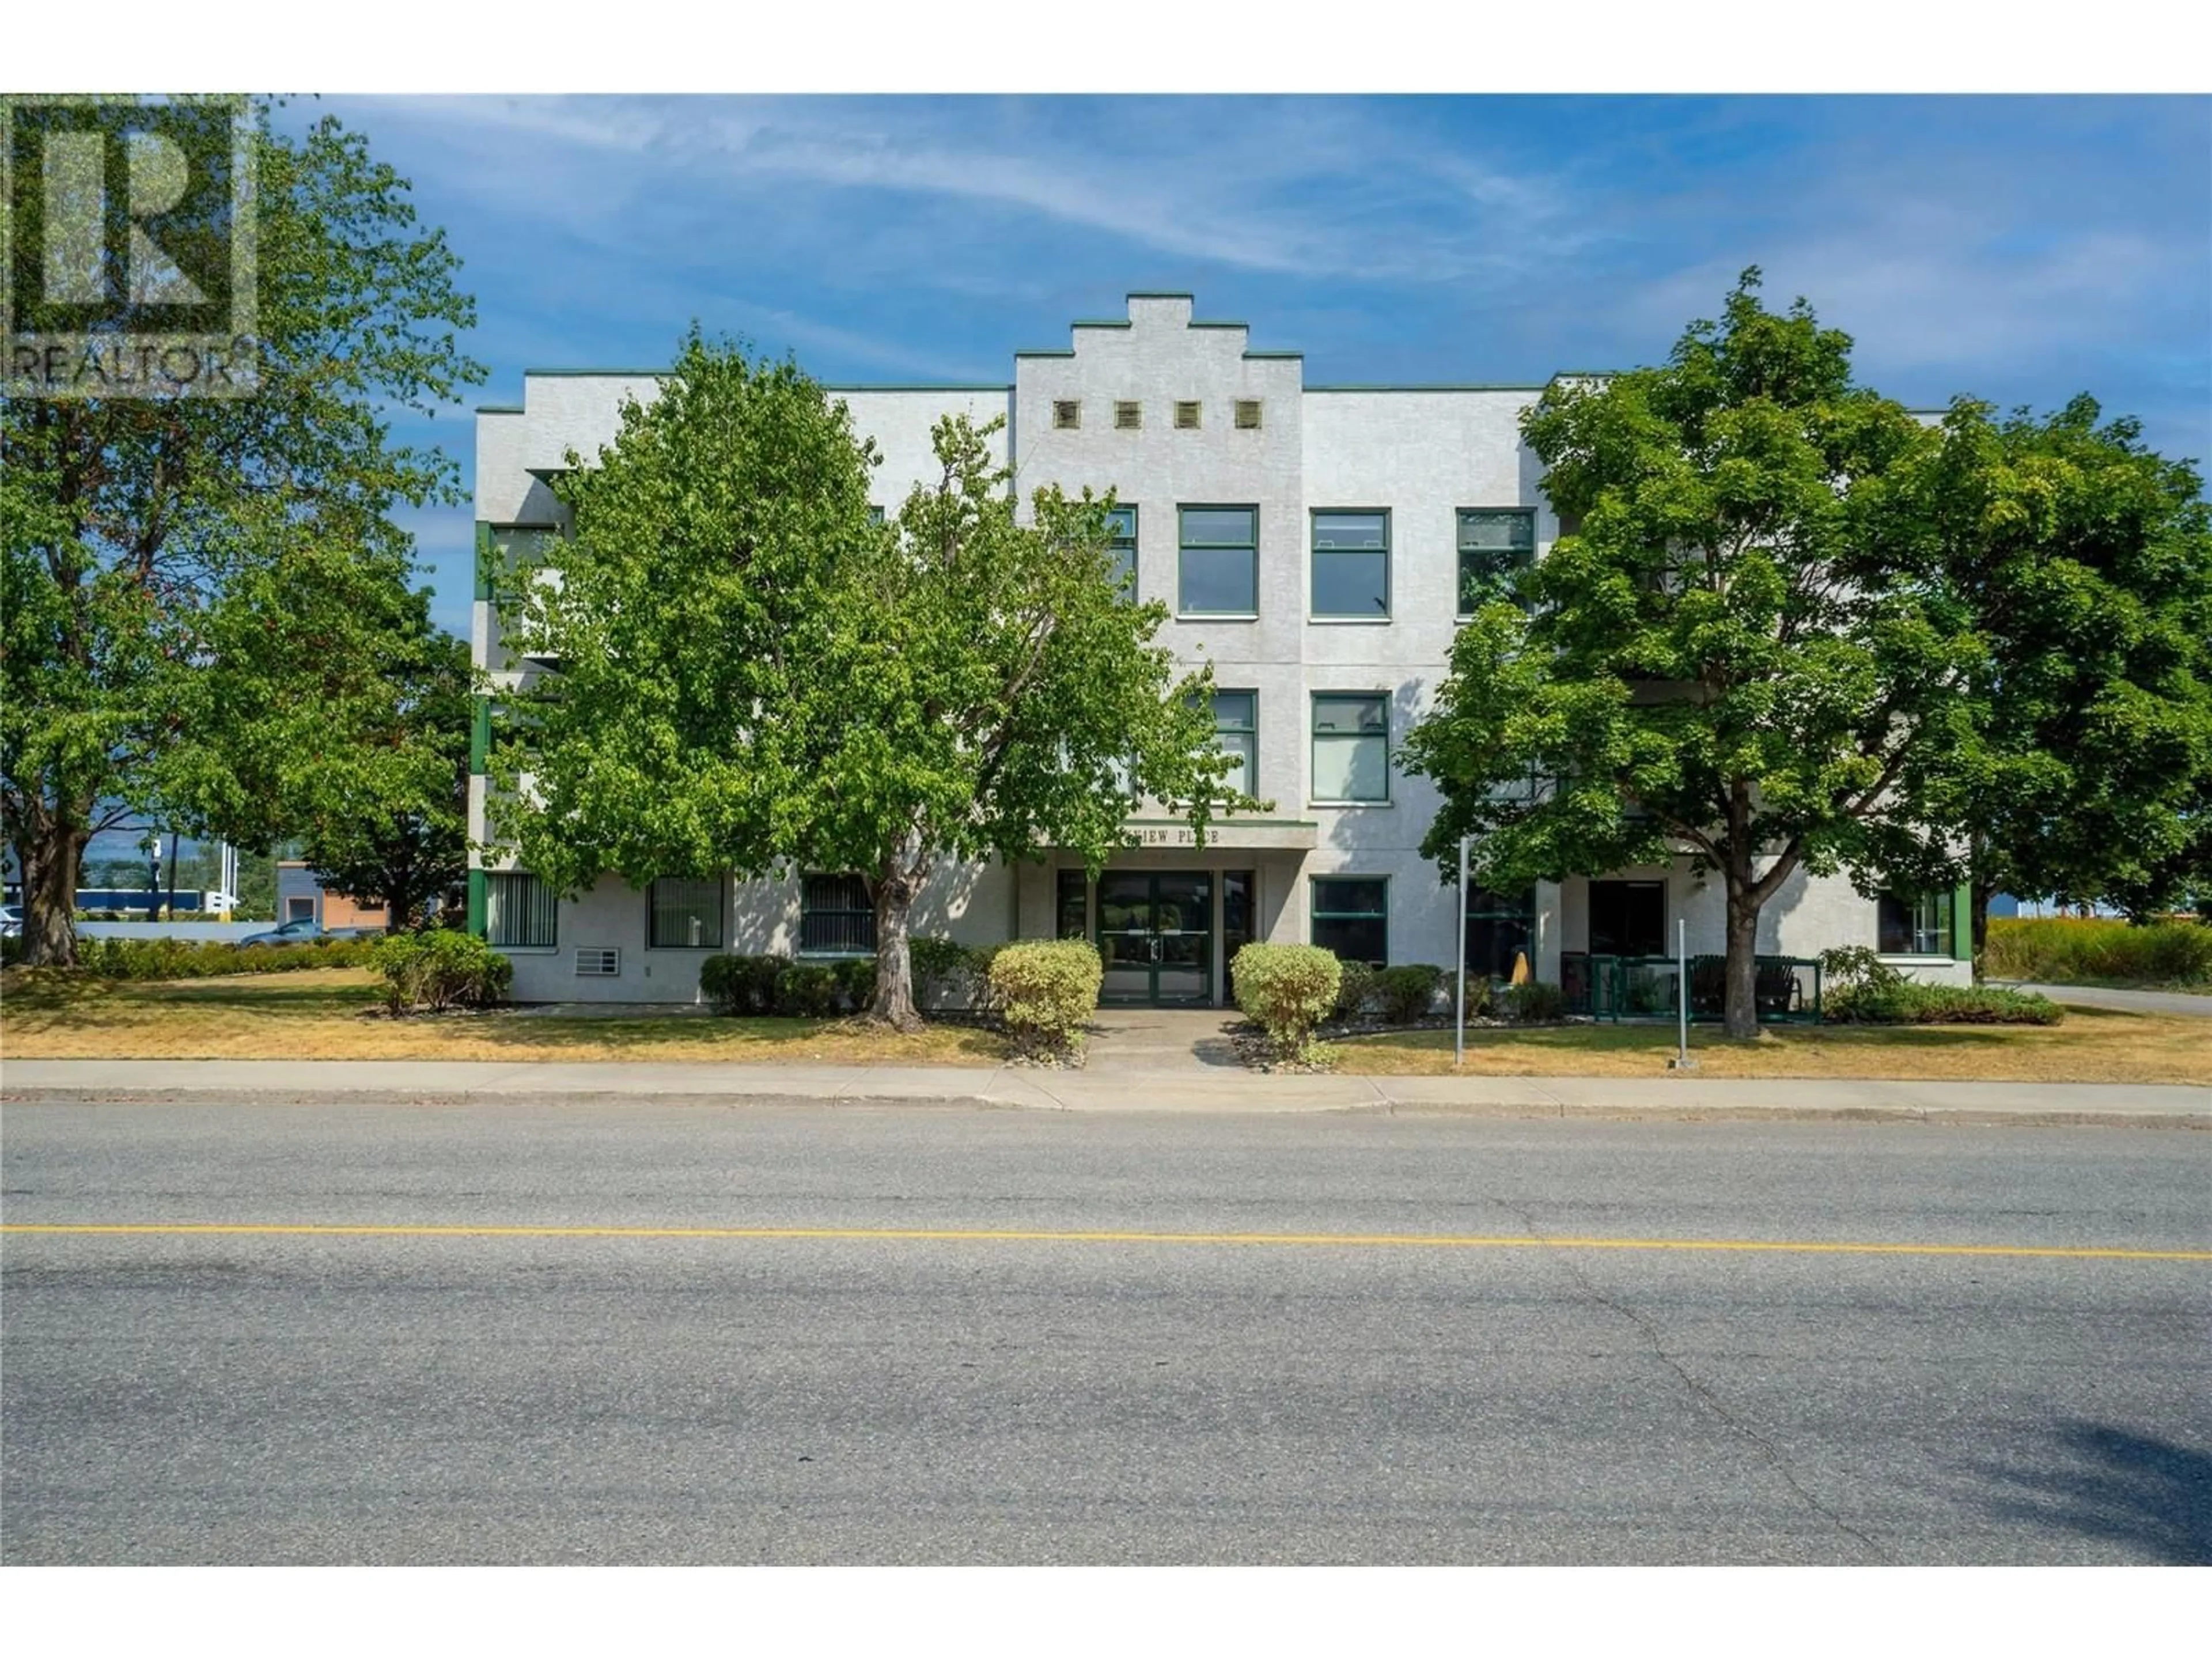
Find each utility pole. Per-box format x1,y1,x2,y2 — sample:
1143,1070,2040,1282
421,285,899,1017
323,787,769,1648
1455,834,1469,1069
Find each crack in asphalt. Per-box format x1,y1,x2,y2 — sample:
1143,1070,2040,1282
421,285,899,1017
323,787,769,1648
1499,1195,1892,1563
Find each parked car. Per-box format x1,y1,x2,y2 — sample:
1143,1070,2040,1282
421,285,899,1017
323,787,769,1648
1,903,21,939
236,918,331,948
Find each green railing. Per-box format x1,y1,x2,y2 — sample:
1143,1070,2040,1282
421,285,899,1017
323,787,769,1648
1562,953,1821,1024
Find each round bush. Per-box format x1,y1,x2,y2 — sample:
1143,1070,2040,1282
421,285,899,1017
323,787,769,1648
988,940,1102,1056
1233,943,1342,1059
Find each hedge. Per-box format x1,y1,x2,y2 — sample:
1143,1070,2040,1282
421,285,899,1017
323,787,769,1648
1233,943,1341,1059
1373,964,1447,1025
26,935,382,981
370,931,512,1012
699,953,885,1018
988,940,1101,1056
1826,982,2063,1026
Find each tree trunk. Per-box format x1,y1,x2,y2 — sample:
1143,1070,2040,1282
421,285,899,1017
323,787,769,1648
868,861,922,1031
1722,881,1761,1040
164,829,180,919
21,824,88,967
1971,880,1992,976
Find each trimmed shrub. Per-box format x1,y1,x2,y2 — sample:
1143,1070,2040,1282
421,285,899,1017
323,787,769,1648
988,940,1102,1056
1374,963,1446,1025
1817,945,1906,997
1982,917,2212,988
833,956,878,1014
370,930,512,1012
1502,980,1566,1024
1825,981,2062,1026
67,935,378,981
1234,942,1342,1059
772,963,843,1020
699,953,785,1016
1331,958,1376,1024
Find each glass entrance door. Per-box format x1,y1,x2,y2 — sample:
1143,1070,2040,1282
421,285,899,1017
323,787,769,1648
1096,871,1214,1005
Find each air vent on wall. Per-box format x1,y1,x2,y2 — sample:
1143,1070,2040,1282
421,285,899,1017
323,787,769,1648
574,947,620,976
1053,400,1081,430
1114,400,1142,430
1174,400,1202,430
1234,399,1262,430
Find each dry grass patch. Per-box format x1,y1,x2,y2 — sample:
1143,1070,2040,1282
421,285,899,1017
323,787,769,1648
1335,1005,2211,1085
0,967,1007,1066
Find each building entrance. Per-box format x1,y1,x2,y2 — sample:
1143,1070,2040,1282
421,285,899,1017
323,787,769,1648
1097,871,1213,1005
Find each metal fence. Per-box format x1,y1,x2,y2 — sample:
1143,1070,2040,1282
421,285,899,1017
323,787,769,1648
1562,953,1822,1024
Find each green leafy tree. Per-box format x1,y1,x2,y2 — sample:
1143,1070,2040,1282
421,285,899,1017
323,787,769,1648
1403,271,1978,1037
1,98,482,964
1870,396,2212,942
500,338,1238,1027
290,602,472,931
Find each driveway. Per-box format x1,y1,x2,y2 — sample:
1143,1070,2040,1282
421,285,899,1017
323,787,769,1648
1996,982,2212,1019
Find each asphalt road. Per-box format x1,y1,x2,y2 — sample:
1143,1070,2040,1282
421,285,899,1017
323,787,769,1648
3,1097,2207,1564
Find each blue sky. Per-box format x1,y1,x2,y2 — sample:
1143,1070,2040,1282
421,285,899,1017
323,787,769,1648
290,94,2212,640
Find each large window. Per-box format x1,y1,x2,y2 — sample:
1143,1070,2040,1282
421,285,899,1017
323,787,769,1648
1179,506,1259,616
1457,509,1536,616
1311,692,1389,803
1213,690,1257,798
1589,880,1665,957
486,872,557,949
800,873,876,955
648,876,724,949
1056,870,1088,940
1465,885,1536,982
1310,510,1389,619
1105,505,1138,593
1879,889,1953,955
1312,877,1388,968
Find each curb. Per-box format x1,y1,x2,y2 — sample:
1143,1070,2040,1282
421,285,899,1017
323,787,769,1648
5,1085,2206,1130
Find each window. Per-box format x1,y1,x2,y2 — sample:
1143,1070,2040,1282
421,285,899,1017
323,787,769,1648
1879,889,1953,955
1312,877,1387,968
1056,870,1088,940
1179,505,1259,616
1114,400,1142,430
1589,880,1665,957
486,872,557,949
1311,510,1389,619
1105,505,1138,592
1465,885,1536,982
800,872,875,955
1311,692,1389,802
1174,400,1202,430
1457,509,1537,616
1053,400,1081,430
482,526,552,603
285,897,316,923
1211,690,1257,798
648,876,724,949
1234,399,1262,430
867,505,887,527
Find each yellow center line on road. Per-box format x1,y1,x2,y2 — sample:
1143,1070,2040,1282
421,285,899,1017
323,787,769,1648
2,1222,2207,1262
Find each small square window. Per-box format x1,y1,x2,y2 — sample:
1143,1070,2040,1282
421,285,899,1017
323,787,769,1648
801,873,876,955
1054,400,1081,430
1174,400,1202,430
1114,400,1142,430
1234,399,1262,430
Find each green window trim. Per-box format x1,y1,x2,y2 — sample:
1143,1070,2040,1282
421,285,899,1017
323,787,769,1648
1456,507,1537,618
1310,874,1389,969
466,868,488,937
1211,688,1258,800
1953,879,1974,961
1177,504,1259,618
1310,691,1392,805
1106,503,1138,594
1310,508,1391,621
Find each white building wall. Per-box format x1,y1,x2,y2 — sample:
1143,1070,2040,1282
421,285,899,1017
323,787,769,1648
473,293,1945,1003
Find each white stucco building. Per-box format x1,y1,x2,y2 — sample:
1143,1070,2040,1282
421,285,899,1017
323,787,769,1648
468,293,1973,1008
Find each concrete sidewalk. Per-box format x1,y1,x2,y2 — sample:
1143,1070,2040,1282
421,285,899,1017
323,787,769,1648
3,1058,2207,1126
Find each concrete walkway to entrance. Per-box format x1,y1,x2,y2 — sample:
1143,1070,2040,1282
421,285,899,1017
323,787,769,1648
1084,1007,1247,1070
